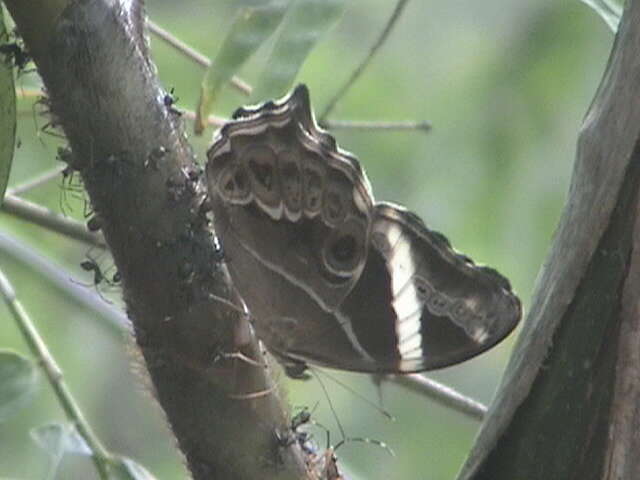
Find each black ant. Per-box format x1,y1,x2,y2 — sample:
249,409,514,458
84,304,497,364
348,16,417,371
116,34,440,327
0,41,30,72
79,257,121,289
33,95,65,141
291,407,313,431
58,149,85,215
86,214,103,232
163,87,182,116
58,166,76,214
275,405,319,456
80,258,105,286
276,401,393,478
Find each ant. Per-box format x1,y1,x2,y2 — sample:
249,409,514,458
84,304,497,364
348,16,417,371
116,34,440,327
86,214,103,232
0,41,30,72
163,87,182,116
275,405,320,457
58,149,85,215
58,166,77,215
80,258,105,286
33,95,65,140
79,257,121,288
276,402,393,478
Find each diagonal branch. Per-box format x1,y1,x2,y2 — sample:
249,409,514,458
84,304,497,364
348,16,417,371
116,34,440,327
147,20,252,96
1,194,105,247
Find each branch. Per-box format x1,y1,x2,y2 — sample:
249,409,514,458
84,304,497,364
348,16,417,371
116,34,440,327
459,1,640,478
6,165,67,195
390,374,486,421
4,0,308,478
1,194,105,247
321,119,431,133
146,20,252,96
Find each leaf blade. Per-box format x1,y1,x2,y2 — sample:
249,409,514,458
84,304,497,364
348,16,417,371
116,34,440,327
251,0,346,101
31,422,92,479
0,349,38,421
0,9,17,205
194,1,291,133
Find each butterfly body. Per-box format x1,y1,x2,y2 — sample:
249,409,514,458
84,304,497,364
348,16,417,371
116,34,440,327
206,85,521,374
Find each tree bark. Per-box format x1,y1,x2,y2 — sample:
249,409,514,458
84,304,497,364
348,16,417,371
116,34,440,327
458,1,640,478
4,0,309,478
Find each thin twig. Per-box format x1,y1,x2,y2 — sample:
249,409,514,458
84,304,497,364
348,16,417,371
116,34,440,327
390,374,487,421
0,194,105,247
7,165,67,196
181,108,431,134
146,20,252,96
322,119,431,133
0,267,113,479
181,108,227,129
320,0,411,121
20,106,229,130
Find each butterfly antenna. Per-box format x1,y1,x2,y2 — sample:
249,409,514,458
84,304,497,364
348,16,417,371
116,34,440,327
310,367,346,442
371,373,389,417
312,367,395,421
301,417,331,449
334,436,396,458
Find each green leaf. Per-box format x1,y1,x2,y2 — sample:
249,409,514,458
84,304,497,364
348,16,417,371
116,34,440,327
107,457,157,480
31,422,92,479
31,424,156,480
0,9,17,205
579,0,623,32
31,422,92,456
0,350,38,421
251,0,346,101
195,0,291,133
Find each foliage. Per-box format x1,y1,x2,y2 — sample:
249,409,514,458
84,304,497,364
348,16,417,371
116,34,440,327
0,350,37,421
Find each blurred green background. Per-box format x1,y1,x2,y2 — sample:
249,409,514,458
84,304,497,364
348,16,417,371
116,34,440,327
0,1,614,479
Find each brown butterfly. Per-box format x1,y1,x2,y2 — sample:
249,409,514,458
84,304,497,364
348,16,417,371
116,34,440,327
206,85,521,376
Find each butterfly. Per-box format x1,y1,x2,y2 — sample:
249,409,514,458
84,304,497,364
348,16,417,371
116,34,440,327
205,84,521,376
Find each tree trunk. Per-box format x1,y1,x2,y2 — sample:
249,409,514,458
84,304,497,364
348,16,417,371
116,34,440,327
4,0,309,478
458,1,640,478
